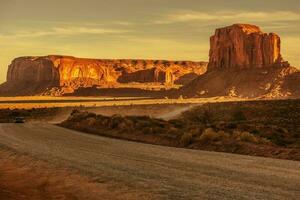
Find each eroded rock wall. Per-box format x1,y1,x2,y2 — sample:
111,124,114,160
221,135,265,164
208,24,288,71
1,55,207,96
180,24,299,99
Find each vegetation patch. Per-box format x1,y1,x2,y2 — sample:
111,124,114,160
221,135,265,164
60,99,300,161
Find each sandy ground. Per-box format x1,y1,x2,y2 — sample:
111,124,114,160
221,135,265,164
0,150,149,200
0,96,244,109
0,123,299,200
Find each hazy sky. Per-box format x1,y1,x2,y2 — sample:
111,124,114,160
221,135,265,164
0,0,299,83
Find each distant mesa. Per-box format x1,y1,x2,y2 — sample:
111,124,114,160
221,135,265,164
0,23,299,98
180,24,299,98
0,56,207,96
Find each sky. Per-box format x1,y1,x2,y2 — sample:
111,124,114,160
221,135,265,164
0,0,299,83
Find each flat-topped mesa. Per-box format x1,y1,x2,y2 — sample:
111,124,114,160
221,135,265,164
208,24,289,71
2,55,207,95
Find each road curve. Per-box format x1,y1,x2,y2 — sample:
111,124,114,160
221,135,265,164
0,123,299,200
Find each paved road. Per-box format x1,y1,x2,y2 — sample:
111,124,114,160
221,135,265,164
0,123,299,200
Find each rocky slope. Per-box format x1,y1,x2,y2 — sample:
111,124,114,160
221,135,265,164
0,56,207,96
180,24,300,98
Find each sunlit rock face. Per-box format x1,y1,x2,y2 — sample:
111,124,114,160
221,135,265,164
179,24,300,99
208,24,289,71
1,55,207,96
7,57,60,85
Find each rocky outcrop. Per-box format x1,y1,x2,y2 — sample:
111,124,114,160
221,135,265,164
180,24,300,99
0,55,207,96
180,66,300,98
208,24,289,71
7,57,60,85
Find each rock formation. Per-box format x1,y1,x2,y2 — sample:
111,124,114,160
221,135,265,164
208,24,289,71
180,24,299,98
0,55,207,96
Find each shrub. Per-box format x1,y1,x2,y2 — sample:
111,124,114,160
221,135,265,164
141,127,153,135
86,117,97,126
226,122,238,129
217,130,230,139
166,127,181,138
188,127,203,137
178,95,184,100
180,132,194,147
199,128,218,143
233,131,258,143
71,109,81,116
257,137,271,145
169,119,185,129
231,109,247,121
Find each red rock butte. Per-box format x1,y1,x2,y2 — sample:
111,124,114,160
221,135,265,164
1,56,207,96
208,24,289,71
0,23,299,98
180,24,299,98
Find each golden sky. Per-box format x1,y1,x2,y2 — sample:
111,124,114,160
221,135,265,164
0,0,299,83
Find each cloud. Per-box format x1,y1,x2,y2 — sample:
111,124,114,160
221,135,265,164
113,21,136,26
154,11,300,24
0,26,130,39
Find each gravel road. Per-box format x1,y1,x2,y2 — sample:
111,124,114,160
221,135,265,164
0,123,299,200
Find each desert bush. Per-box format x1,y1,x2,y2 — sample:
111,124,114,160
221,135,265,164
233,131,258,143
109,115,124,129
178,95,184,100
122,118,134,129
199,128,218,142
217,130,230,139
231,109,247,121
225,122,238,129
198,128,230,143
86,117,97,126
169,119,185,129
257,137,271,145
151,127,166,135
142,127,154,135
68,111,96,122
166,127,181,138
187,127,203,137
266,132,288,146
71,109,81,116
180,132,194,147
135,121,152,129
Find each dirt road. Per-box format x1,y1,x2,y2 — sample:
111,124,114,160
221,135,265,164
0,123,299,199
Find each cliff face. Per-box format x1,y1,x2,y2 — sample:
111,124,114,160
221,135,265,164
1,55,207,96
208,24,288,71
180,24,299,98
7,57,60,85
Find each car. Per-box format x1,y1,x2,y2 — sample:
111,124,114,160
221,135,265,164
14,117,25,123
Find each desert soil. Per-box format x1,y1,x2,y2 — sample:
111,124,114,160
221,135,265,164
0,96,244,109
0,123,299,200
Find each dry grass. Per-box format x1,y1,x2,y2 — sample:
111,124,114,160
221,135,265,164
0,96,246,109
198,128,230,143
0,150,150,200
60,99,300,160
